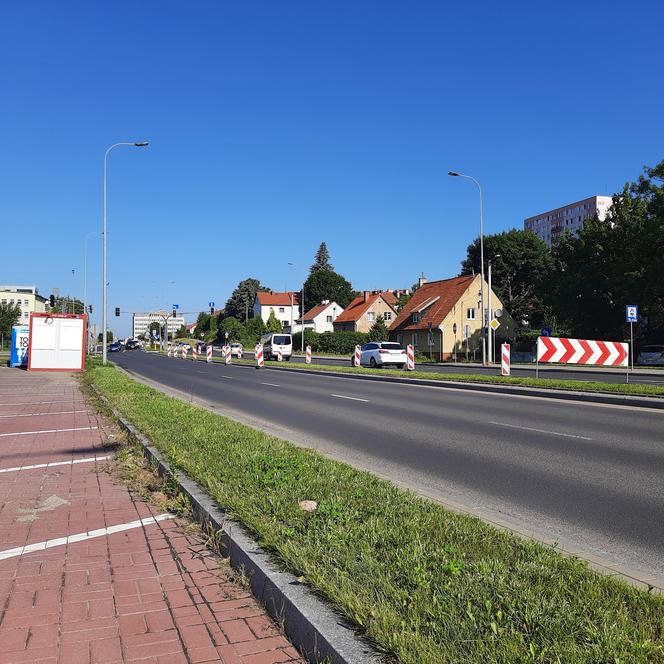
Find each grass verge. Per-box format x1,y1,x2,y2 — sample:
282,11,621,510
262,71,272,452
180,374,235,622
84,359,664,663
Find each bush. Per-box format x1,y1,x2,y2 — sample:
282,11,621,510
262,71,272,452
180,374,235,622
291,329,321,351
318,331,368,354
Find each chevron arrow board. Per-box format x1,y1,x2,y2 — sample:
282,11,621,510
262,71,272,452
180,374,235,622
537,336,628,367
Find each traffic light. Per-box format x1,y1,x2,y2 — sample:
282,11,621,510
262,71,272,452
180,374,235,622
172,309,176,318
49,294,55,308
210,307,214,316
114,307,120,317
88,305,93,314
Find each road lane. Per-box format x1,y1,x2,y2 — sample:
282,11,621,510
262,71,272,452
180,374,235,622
113,351,664,582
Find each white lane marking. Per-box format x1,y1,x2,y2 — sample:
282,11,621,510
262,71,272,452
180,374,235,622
330,394,370,403
488,421,593,440
0,514,175,561
260,382,281,387
0,456,110,475
0,426,98,438
221,376,233,380
0,400,86,406
0,410,89,419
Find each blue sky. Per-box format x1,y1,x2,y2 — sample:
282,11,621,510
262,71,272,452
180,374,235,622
2,1,663,337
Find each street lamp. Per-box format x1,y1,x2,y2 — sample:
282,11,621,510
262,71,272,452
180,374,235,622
449,171,486,366
102,141,149,365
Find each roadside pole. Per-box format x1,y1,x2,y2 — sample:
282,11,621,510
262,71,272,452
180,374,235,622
626,305,638,383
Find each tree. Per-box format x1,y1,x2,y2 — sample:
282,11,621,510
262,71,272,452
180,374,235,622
309,241,334,275
175,325,187,338
224,278,270,321
0,302,22,339
397,293,412,310
265,310,282,333
147,321,162,342
303,269,354,309
98,331,113,342
49,295,84,314
367,314,390,342
217,316,244,342
461,229,554,327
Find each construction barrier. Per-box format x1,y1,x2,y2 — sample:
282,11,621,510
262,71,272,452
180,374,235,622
167,344,172,358
255,344,264,368
406,344,415,371
501,343,510,376
206,345,212,363
182,346,189,359
277,347,283,362
225,345,232,365
354,344,361,367
537,336,628,367
305,345,312,364
192,345,198,361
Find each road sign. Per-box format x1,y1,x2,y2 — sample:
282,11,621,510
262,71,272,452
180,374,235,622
541,326,552,337
626,305,638,323
172,304,179,310
208,301,215,308
427,332,435,346
489,318,500,331
537,336,628,367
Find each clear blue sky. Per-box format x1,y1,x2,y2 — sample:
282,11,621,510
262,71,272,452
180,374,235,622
2,1,662,337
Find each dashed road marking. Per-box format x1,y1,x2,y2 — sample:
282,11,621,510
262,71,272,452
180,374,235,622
488,421,593,440
260,382,281,387
330,394,369,403
0,426,98,438
0,456,110,474
0,514,175,561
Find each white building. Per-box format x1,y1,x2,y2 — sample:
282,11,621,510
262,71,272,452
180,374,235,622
524,195,613,248
132,311,185,339
296,300,342,334
253,292,300,329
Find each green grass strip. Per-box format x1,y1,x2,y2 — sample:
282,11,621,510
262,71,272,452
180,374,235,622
85,360,664,663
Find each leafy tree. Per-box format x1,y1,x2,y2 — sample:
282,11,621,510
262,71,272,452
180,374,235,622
367,314,390,342
309,241,334,275
217,316,244,342
461,229,554,327
148,321,162,341
50,295,84,314
0,302,22,338
224,278,269,321
397,293,412,309
98,331,113,342
265,310,282,333
175,324,187,338
194,312,216,338
303,269,354,309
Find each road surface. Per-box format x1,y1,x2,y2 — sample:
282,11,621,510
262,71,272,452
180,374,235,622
113,351,664,585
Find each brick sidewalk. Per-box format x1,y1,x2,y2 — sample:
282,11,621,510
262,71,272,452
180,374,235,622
0,368,304,664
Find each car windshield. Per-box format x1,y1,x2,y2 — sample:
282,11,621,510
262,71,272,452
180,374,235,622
380,343,403,350
273,336,291,345
641,346,664,353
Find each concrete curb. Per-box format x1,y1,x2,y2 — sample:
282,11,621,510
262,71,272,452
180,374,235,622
255,364,664,410
91,388,380,664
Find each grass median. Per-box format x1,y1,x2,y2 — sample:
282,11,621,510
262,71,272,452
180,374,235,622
85,360,664,663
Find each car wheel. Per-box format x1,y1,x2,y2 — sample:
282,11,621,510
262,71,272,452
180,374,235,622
370,357,377,368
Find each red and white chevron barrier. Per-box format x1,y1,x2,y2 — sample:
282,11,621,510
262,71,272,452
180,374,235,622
182,345,189,359
206,345,212,363
192,345,198,361
167,344,172,358
255,344,264,368
305,345,312,364
277,348,282,362
354,345,361,367
501,343,510,376
406,344,415,371
537,336,628,367
224,345,231,365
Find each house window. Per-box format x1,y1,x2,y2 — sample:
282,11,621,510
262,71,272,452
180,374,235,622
412,333,419,347
326,315,333,322
412,313,421,323
279,307,285,313
383,311,392,321
466,308,476,320
24,299,29,307
367,312,375,322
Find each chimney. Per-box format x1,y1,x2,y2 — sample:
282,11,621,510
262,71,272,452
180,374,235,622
363,291,370,302
418,272,427,288
322,299,329,305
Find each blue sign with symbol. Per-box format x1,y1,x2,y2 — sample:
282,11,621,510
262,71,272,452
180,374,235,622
626,305,638,323
541,327,552,337
172,304,179,310
208,301,215,307
10,325,30,368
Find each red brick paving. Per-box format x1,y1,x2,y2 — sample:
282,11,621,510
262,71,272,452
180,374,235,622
0,368,304,664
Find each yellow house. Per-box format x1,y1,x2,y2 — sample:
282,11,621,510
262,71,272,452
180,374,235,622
333,291,398,333
389,275,508,361
0,285,48,325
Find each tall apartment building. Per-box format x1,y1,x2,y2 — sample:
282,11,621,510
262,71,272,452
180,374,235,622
524,195,613,248
132,311,185,339
0,285,48,324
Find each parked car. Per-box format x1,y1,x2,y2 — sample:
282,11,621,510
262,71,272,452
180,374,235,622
125,339,141,350
108,342,122,353
260,333,293,360
230,343,243,358
637,344,664,366
352,341,407,368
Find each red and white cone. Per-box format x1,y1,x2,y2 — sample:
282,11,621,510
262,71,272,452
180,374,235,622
407,344,415,371
255,344,264,368
277,348,283,362
305,345,312,364
354,344,361,367
206,345,212,363
501,343,511,376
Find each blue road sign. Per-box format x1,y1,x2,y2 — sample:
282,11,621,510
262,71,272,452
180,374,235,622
541,326,552,337
208,301,215,307
626,305,638,323
172,304,179,310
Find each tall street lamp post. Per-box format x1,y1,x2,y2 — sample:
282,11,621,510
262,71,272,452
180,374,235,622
102,142,148,365
448,171,487,366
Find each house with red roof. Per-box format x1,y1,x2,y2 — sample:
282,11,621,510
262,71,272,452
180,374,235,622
296,300,342,333
253,291,300,329
333,291,398,333
389,275,509,361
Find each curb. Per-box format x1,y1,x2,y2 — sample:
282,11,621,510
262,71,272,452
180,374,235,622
252,364,664,410
91,388,380,664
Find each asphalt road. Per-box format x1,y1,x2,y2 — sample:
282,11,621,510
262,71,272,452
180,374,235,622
114,351,664,583
287,353,664,385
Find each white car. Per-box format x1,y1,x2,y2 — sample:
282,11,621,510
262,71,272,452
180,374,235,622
637,344,664,366
230,343,244,358
260,333,293,361
355,342,407,368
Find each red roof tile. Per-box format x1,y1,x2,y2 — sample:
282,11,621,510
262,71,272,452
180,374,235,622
256,291,300,306
302,302,335,320
334,293,397,323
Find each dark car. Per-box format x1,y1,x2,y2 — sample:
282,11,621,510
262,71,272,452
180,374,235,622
125,340,141,350
108,342,122,352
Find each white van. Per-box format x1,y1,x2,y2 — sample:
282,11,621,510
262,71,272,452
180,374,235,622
260,333,293,361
